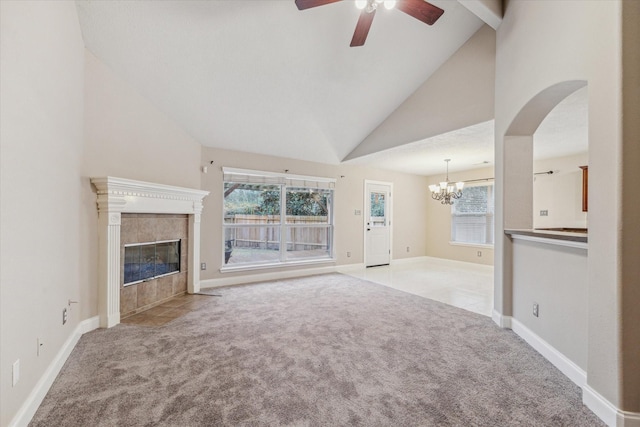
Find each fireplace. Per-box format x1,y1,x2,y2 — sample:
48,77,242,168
92,177,209,327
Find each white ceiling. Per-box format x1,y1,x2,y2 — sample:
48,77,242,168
345,86,589,176
75,0,484,165
75,1,585,176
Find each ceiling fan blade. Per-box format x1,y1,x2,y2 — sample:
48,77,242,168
350,9,376,47
295,0,342,11
396,0,444,25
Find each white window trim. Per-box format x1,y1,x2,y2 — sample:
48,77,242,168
449,241,494,249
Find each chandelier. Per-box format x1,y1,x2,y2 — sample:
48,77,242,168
429,159,464,205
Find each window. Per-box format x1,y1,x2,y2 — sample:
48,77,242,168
451,184,494,245
222,168,335,270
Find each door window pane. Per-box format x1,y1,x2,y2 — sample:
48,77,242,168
370,192,385,226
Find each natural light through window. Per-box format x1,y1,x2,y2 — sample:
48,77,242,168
222,168,335,270
450,184,494,246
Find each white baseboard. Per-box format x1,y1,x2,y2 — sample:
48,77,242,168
583,385,640,427
491,309,512,328
499,315,640,427
335,263,366,272
200,265,339,289
390,256,430,265
9,316,100,427
509,318,586,388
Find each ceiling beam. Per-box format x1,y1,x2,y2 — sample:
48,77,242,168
457,0,502,30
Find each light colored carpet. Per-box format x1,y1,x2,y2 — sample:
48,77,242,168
30,273,604,426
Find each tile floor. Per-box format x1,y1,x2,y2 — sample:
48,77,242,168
124,256,494,325
120,293,213,326
342,257,494,316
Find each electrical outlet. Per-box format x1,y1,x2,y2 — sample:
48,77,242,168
62,308,68,325
533,303,539,317
347,251,351,258
406,246,410,253
12,359,20,386
477,251,482,257
540,210,549,217
201,263,206,270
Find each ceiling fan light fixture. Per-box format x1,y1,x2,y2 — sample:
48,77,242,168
384,0,396,10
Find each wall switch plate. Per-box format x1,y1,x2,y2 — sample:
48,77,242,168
406,246,410,253
200,263,206,270
540,210,549,216
533,303,539,317
477,251,482,257
62,308,68,325
354,209,361,216
347,252,351,258
12,359,20,386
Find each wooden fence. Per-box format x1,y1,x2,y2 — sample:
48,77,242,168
224,215,329,250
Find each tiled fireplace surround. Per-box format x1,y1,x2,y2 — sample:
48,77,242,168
91,177,209,328
120,213,189,318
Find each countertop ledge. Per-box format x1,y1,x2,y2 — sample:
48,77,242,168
505,229,588,244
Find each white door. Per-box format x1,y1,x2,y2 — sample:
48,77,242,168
365,182,391,267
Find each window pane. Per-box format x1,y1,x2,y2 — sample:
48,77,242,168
286,188,330,224
224,183,281,224
124,245,141,284
140,245,156,280
223,226,281,265
285,226,331,260
155,241,180,275
451,185,495,245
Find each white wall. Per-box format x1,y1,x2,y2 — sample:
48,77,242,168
533,153,588,230
0,2,85,425
199,147,430,283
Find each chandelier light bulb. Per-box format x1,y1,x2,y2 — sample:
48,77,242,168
355,0,367,9
384,0,397,9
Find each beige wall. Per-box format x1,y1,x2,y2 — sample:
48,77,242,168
533,153,588,230
81,47,203,320
346,25,495,160
512,240,588,370
494,0,637,413
1,3,205,424
0,2,85,425
199,147,430,282
424,167,494,265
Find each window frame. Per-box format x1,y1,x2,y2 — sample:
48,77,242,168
221,168,336,272
449,182,495,248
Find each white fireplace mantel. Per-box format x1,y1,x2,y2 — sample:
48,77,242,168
91,177,209,328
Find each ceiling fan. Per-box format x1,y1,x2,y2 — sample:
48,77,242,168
295,0,444,47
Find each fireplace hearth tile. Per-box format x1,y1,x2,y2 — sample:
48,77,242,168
173,273,187,294
121,286,137,316
157,275,174,300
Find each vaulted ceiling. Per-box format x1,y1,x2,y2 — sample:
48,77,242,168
75,0,494,167
76,1,589,177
